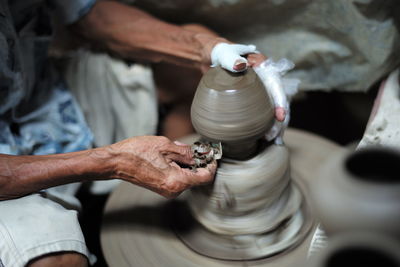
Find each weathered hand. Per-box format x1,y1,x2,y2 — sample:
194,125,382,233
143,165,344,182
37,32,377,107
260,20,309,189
107,136,216,198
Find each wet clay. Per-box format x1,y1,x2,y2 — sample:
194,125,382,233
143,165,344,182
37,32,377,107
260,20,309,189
101,129,343,267
184,66,310,259
101,67,341,266
310,147,400,239
191,67,274,159
181,143,312,260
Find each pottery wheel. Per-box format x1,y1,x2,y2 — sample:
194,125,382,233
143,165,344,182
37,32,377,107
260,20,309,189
101,129,341,267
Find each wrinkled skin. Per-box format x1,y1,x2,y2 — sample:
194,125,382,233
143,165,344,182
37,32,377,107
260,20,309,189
0,136,216,200
107,136,217,198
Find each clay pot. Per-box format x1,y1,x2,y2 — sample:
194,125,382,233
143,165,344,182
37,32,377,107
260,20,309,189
310,233,400,267
182,143,311,260
310,147,400,239
190,66,274,159
187,144,293,235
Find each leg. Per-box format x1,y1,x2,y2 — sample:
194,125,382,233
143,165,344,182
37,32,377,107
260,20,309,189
27,252,88,267
0,193,92,267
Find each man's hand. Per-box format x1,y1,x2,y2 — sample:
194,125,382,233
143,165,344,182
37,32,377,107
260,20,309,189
70,1,267,74
211,43,257,72
211,43,267,72
107,136,216,198
0,136,216,200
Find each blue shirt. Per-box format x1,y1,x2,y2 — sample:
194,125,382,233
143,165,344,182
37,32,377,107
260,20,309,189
0,0,96,155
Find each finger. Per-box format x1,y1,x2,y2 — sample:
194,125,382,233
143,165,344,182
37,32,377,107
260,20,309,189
247,53,268,67
233,59,247,72
220,53,248,73
173,140,188,146
168,153,195,166
186,161,217,186
205,160,217,176
165,143,194,165
275,107,286,122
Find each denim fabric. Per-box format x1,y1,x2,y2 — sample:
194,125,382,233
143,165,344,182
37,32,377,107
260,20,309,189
0,0,95,156
47,0,97,25
0,82,93,155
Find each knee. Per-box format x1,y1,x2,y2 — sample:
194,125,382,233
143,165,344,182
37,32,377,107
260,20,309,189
27,252,88,267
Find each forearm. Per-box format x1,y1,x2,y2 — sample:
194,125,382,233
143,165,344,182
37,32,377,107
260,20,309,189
72,1,226,69
0,148,115,200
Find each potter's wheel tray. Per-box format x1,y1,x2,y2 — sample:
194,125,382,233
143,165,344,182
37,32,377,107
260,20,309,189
101,129,342,267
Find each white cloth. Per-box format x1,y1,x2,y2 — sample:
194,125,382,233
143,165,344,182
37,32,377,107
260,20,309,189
254,58,299,144
64,50,158,194
65,50,158,148
125,0,400,92
0,193,95,267
211,43,257,72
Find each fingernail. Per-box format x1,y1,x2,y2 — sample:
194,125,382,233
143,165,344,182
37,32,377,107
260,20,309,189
174,140,187,146
234,62,247,71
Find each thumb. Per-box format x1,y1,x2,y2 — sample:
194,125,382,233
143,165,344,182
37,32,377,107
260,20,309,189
186,160,217,186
